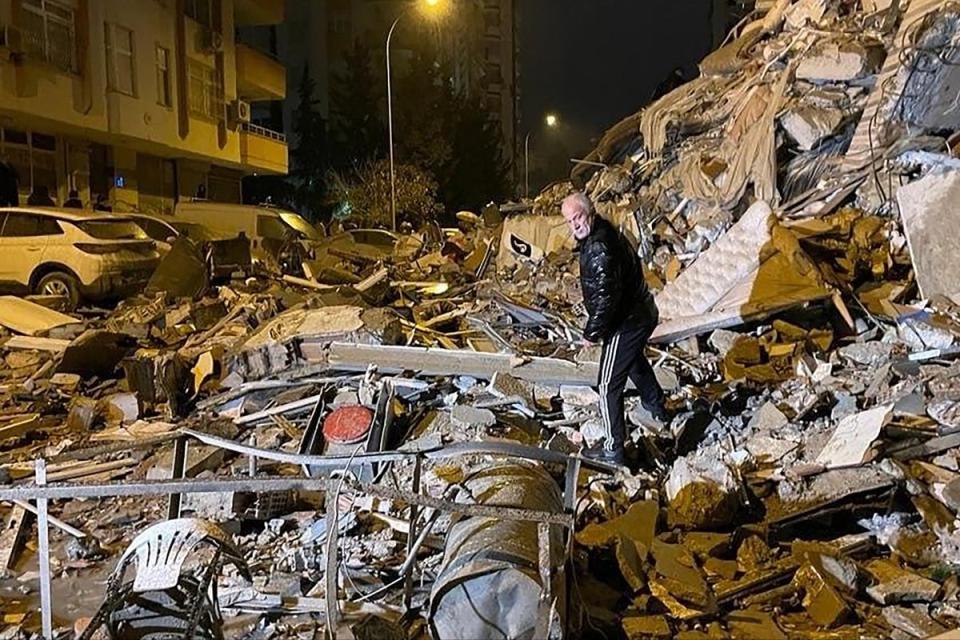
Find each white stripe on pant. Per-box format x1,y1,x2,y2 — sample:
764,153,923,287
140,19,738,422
598,331,620,451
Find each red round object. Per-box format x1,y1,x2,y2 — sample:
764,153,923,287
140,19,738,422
323,405,373,444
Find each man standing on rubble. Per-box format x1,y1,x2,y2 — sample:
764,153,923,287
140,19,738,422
562,192,667,465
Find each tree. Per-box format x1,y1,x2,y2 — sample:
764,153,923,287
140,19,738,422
290,65,329,220
394,51,509,217
329,41,386,169
444,92,509,213
327,159,442,229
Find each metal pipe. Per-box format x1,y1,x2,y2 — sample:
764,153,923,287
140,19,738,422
524,131,531,199
36,460,52,639
0,476,574,526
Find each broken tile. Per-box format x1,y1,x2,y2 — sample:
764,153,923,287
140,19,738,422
865,559,942,605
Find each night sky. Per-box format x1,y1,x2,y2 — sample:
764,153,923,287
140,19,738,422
520,0,717,188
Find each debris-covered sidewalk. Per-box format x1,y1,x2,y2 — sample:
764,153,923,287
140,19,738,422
3,0,960,638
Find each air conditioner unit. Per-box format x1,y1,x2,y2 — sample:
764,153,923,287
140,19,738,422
232,99,251,124
200,29,224,53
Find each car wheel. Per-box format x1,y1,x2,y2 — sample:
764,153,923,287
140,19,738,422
36,272,80,310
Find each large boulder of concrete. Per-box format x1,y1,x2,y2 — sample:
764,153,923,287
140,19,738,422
664,453,739,530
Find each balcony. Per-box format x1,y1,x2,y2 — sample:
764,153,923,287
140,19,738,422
236,43,286,101
239,122,288,174
234,0,283,26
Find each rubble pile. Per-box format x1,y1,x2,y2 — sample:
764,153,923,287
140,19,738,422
528,0,960,637
1,0,960,638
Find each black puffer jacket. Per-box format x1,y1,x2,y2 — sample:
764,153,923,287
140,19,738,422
578,217,656,342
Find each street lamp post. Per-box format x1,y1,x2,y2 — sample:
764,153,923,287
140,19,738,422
524,113,559,200
386,12,406,233
386,0,443,232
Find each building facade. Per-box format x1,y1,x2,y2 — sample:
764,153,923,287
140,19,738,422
0,0,288,214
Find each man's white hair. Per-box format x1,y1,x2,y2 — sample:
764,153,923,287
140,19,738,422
561,192,594,216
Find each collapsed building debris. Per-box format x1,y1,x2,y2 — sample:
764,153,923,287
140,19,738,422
1,0,960,638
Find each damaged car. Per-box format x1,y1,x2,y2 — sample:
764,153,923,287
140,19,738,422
0,207,160,308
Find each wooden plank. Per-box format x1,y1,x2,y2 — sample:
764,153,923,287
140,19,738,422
0,296,79,336
0,415,41,442
892,433,960,461
45,458,137,483
281,275,336,291
3,336,71,352
307,342,600,386
355,268,389,293
0,505,29,576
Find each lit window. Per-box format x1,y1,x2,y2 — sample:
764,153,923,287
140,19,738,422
105,23,137,96
19,0,77,73
156,45,172,107
188,60,224,121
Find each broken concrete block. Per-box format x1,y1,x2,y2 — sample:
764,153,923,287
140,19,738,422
793,563,851,628
747,402,789,432
708,330,741,357
560,385,600,407
897,168,960,299
665,455,739,530
576,501,658,550
489,371,534,406
623,615,672,639
838,341,894,368
785,0,827,30
651,539,712,609
791,541,859,594
865,559,942,605
450,405,496,429
580,418,605,446
98,392,139,425
726,607,786,640
681,532,731,560
883,605,948,638
781,105,843,150
703,557,739,580
815,404,892,469
797,40,884,83
737,535,773,572
616,536,648,592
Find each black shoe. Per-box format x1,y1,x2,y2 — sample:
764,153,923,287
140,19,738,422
581,444,625,466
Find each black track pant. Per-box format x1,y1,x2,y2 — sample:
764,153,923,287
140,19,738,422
597,320,665,452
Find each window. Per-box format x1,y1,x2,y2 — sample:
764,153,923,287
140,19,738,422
1,214,62,237
105,23,136,96
75,220,146,240
155,45,172,107
1,128,58,201
184,0,212,27
257,215,290,241
135,218,176,242
188,60,224,121
19,0,77,73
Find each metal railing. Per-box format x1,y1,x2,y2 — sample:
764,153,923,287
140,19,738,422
241,121,286,143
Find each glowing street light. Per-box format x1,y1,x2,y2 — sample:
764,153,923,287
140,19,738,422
387,0,446,231
525,113,561,199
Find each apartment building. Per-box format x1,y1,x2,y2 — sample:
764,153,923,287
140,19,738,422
0,0,287,214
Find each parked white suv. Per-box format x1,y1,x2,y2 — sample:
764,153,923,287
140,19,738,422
0,207,160,308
